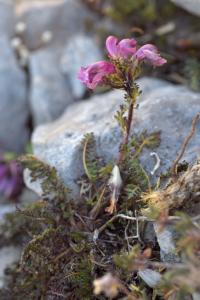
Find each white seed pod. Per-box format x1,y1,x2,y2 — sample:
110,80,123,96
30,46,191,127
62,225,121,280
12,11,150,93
15,22,27,34
150,152,161,175
11,37,22,50
41,31,53,44
109,165,122,189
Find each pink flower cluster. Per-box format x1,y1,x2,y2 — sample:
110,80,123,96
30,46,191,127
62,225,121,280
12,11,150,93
78,36,166,90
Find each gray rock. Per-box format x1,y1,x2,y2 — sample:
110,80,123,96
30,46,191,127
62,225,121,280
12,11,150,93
23,168,55,200
29,47,74,125
16,0,94,50
0,36,28,153
171,0,200,17
27,77,200,199
23,168,44,197
138,269,161,288
0,1,15,37
0,189,38,226
193,293,200,300
0,204,16,224
142,222,156,247
24,169,43,197
19,186,40,204
61,34,102,99
0,246,21,288
153,223,180,263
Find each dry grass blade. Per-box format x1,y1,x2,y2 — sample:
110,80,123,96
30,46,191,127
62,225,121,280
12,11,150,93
171,113,200,177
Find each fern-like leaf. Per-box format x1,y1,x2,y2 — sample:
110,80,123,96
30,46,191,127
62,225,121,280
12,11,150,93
81,133,99,182
19,155,72,219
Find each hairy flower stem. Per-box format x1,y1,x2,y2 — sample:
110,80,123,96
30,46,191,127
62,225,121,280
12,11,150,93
118,91,136,163
125,102,134,145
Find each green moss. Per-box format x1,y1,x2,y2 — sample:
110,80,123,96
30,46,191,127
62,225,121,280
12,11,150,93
69,257,93,299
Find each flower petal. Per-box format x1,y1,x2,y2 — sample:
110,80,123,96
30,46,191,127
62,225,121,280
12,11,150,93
78,61,116,90
0,157,23,199
0,165,8,180
143,49,167,66
106,36,118,58
135,44,166,66
106,36,137,58
118,38,137,57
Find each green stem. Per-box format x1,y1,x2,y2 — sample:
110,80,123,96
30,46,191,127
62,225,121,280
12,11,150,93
132,139,147,160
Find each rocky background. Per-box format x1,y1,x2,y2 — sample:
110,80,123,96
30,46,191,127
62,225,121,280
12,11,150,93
0,0,200,290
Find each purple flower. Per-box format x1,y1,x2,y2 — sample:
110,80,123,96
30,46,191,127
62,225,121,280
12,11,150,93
106,36,137,59
134,44,167,66
78,61,116,89
0,155,23,200
78,36,167,90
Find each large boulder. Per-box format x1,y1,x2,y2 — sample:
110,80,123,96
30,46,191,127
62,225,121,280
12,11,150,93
26,77,200,199
171,0,200,17
0,36,28,153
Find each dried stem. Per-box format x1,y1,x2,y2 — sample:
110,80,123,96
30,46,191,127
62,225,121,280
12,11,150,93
47,291,65,298
89,186,106,219
120,283,138,300
171,113,200,176
52,248,71,263
94,213,200,238
136,259,187,271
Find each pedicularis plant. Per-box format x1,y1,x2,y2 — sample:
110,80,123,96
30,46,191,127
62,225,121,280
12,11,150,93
78,36,166,163
79,36,166,214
